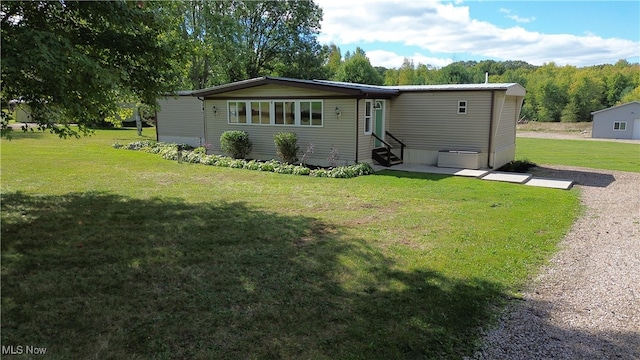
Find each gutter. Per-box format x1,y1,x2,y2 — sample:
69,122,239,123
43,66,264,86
487,90,495,168
355,98,360,163
154,108,159,141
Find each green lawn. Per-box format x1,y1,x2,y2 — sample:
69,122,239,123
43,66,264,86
516,137,640,173
2,130,580,359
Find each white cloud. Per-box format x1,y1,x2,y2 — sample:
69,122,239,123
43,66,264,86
367,49,453,69
315,0,639,67
506,14,536,23
499,7,535,23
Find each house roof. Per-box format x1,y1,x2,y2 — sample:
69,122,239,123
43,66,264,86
191,76,400,98
191,76,526,98
590,101,640,115
386,83,526,96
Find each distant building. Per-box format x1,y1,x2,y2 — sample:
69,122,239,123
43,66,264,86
591,102,640,140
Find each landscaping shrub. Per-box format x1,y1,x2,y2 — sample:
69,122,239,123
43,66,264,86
274,132,299,164
220,130,252,159
117,141,375,179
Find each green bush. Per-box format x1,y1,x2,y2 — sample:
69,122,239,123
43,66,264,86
293,166,311,176
117,141,375,179
220,130,252,159
274,132,299,164
498,159,537,173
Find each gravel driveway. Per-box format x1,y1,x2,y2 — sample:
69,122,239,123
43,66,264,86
470,135,640,359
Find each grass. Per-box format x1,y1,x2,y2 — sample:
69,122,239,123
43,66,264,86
517,121,592,133
1,129,582,359
516,137,640,172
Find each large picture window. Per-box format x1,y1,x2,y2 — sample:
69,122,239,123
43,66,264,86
228,100,323,127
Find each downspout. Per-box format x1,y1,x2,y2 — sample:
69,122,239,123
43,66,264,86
355,98,360,163
487,90,495,168
154,108,159,141
198,96,206,149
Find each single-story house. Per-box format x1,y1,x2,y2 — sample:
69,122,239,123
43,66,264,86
591,101,640,140
156,91,204,147
158,76,526,169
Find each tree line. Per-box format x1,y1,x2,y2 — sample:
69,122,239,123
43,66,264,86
380,58,640,123
2,0,639,138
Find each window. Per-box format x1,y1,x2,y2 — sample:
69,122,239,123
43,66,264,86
364,100,372,134
228,101,247,123
228,100,322,127
274,101,296,125
614,121,626,131
457,100,467,114
250,101,270,124
311,102,322,126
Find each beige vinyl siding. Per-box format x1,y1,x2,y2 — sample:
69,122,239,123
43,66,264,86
205,98,357,166
388,91,493,152
356,99,398,164
209,84,346,98
156,96,204,147
494,95,517,151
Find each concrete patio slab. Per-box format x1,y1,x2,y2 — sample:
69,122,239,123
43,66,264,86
525,177,575,190
481,172,533,184
452,169,490,177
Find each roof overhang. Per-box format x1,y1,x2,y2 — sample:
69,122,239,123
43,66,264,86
387,83,526,96
190,77,527,99
590,101,640,115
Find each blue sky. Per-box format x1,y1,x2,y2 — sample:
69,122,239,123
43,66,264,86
315,0,640,69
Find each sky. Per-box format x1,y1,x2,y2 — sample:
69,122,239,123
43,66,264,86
315,0,640,69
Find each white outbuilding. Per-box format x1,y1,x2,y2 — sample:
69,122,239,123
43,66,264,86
591,101,640,140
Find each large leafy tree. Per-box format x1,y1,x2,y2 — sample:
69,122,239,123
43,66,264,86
175,0,325,89
1,0,183,137
334,47,383,85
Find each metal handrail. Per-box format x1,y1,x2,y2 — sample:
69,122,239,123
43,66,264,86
371,132,393,149
385,131,405,161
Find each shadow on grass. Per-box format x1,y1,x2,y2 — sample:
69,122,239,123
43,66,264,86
2,191,503,359
373,169,452,181
1,129,46,140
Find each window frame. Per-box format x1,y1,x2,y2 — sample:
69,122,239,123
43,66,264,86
364,100,373,135
613,121,627,131
457,100,468,114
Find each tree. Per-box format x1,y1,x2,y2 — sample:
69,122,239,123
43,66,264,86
397,58,416,85
210,1,324,82
537,81,569,122
323,44,342,80
1,1,184,138
562,73,605,122
334,49,383,85
168,1,325,87
437,62,473,84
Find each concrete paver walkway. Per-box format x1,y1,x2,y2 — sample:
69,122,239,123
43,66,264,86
372,164,574,190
